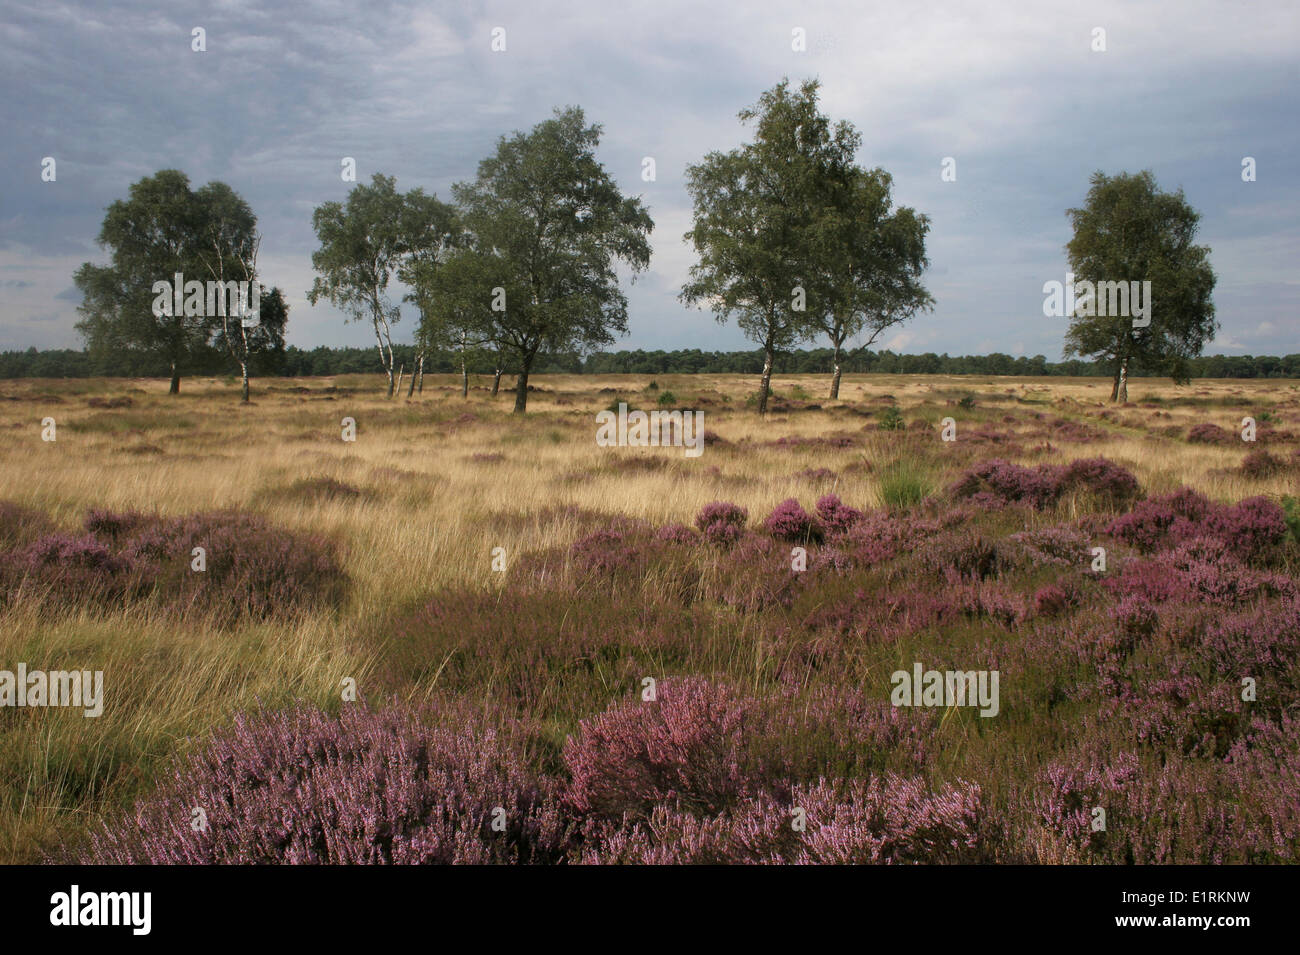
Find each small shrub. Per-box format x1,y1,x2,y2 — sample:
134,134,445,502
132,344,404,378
1282,496,1300,544
657,391,677,407
1187,422,1233,445
694,501,748,545
655,522,698,545
877,405,905,431
1242,450,1283,479
762,498,820,542
79,704,569,864
949,459,1056,509
815,494,863,536
564,678,753,819
1052,458,1140,505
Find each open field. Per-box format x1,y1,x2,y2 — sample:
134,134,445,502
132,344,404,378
1,372,1297,864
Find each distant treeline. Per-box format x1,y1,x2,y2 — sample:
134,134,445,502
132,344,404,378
3,345,1299,380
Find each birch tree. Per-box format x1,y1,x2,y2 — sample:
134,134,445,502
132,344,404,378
307,173,408,398
1063,170,1217,403
449,107,653,413
682,79,852,414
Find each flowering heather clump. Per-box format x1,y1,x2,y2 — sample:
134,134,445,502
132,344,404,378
1008,526,1091,568
952,581,1026,626
564,677,754,819
1046,417,1104,443
582,775,989,864
1241,449,1284,478
654,522,698,545
1105,500,1179,553
120,510,348,623
0,500,54,550
79,704,569,864
1032,583,1071,618
1224,717,1300,862
571,528,645,578
751,686,935,782
84,507,154,542
1108,490,1289,565
1106,548,1293,609
1199,599,1300,691
763,498,820,542
815,493,863,536
4,508,348,623
918,531,1010,582
706,533,804,612
1113,594,1159,642
0,532,140,607
949,459,1057,509
1034,751,1141,856
1052,457,1140,505
1205,496,1290,564
828,510,933,568
702,429,730,447
695,501,748,545
1187,422,1234,445
1103,665,1248,758
1105,487,1214,553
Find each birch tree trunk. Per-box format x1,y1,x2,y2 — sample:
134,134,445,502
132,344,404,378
758,346,773,415
829,337,843,400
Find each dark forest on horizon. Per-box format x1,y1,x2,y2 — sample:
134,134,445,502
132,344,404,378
4,344,1299,381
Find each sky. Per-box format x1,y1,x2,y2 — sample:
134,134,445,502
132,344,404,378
1,0,1297,359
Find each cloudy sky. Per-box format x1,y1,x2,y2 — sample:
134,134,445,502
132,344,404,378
2,0,1296,358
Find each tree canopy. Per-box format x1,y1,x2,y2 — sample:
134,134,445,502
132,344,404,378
1062,170,1217,402
448,106,654,412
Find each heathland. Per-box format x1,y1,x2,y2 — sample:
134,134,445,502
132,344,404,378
0,373,1296,863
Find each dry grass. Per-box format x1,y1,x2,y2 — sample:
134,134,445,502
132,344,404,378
0,370,1296,861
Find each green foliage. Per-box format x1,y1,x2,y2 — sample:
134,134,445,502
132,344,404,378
877,460,932,511
1282,496,1300,545
877,405,905,431
73,170,284,389
682,79,858,412
657,391,677,407
307,173,413,394
957,394,977,410
450,106,653,412
1062,170,1218,390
